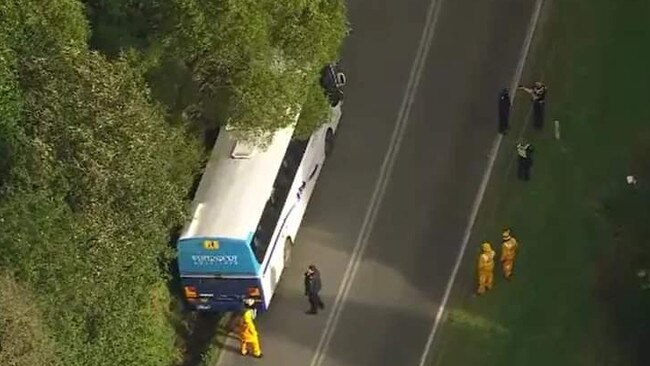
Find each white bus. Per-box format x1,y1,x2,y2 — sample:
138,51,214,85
177,65,346,312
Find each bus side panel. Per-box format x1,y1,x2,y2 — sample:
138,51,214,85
329,103,343,132
257,131,320,301
182,276,266,313
285,125,328,241
258,126,331,306
281,105,341,244
285,103,342,241
259,245,284,308
257,106,344,309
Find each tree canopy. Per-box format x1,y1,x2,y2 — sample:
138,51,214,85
1,1,200,365
161,0,349,143
0,46,201,366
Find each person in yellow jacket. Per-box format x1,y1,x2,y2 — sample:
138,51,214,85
238,299,263,358
501,228,519,279
477,242,496,295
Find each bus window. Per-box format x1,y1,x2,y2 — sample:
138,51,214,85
250,138,309,263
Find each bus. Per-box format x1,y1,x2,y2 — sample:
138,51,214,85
177,65,346,313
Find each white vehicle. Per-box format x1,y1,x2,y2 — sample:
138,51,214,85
177,65,346,312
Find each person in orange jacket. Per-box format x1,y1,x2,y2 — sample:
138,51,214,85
501,228,519,279
477,242,496,295
238,299,263,358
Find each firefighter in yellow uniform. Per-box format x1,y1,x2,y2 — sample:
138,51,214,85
477,242,496,295
239,299,263,358
501,229,519,279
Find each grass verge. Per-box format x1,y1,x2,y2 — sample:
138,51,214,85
429,0,650,365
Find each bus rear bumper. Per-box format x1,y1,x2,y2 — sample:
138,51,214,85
185,298,266,313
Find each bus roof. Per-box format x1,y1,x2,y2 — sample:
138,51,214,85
179,125,295,241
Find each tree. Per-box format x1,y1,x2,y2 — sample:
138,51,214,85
163,0,349,143
269,0,349,69
0,48,201,366
0,44,22,190
0,0,88,56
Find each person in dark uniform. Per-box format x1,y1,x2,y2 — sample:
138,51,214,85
304,264,324,314
516,141,534,181
498,88,511,134
519,82,547,130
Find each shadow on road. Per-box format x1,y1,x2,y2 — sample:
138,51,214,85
216,290,435,366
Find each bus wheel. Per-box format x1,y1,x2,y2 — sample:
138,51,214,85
325,128,335,157
284,237,294,268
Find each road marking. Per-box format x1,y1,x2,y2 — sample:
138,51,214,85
416,1,546,366
554,120,561,140
309,0,445,365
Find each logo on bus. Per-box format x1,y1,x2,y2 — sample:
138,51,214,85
203,240,219,250
191,255,238,266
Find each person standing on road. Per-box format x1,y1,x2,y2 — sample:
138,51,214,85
477,242,496,295
516,140,534,181
500,228,519,279
518,81,547,130
498,88,511,134
304,264,324,314
238,299,263,358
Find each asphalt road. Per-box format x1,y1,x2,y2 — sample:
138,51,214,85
217,0,538,365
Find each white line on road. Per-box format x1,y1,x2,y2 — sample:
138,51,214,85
554,120,561,140
416,1,546,366
309,0,445,365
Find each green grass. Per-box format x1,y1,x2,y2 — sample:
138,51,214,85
429,1,650,365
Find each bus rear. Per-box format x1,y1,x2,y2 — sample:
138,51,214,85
177,237,265,312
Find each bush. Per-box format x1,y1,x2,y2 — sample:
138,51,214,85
0,272,58,366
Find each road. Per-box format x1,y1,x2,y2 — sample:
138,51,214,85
217,0,538,365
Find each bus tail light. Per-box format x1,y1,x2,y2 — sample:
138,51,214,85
184,286,198,299
247,287,261,297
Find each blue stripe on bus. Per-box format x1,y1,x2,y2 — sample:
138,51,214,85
178,236,260,275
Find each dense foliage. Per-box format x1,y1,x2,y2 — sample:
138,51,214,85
0,0,347,365
160,0,349,142
1,1,200,365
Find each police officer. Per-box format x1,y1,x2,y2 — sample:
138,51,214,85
498,88,511,134
519,81,547,130
304,264,324,314
516,141,534,181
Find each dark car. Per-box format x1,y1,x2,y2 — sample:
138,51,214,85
319,63,346,107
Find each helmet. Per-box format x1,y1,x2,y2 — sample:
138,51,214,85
481,242,492,252
502,229,511,239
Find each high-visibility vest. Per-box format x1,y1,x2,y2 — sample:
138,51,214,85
478,250,495,271
517,143,530,158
